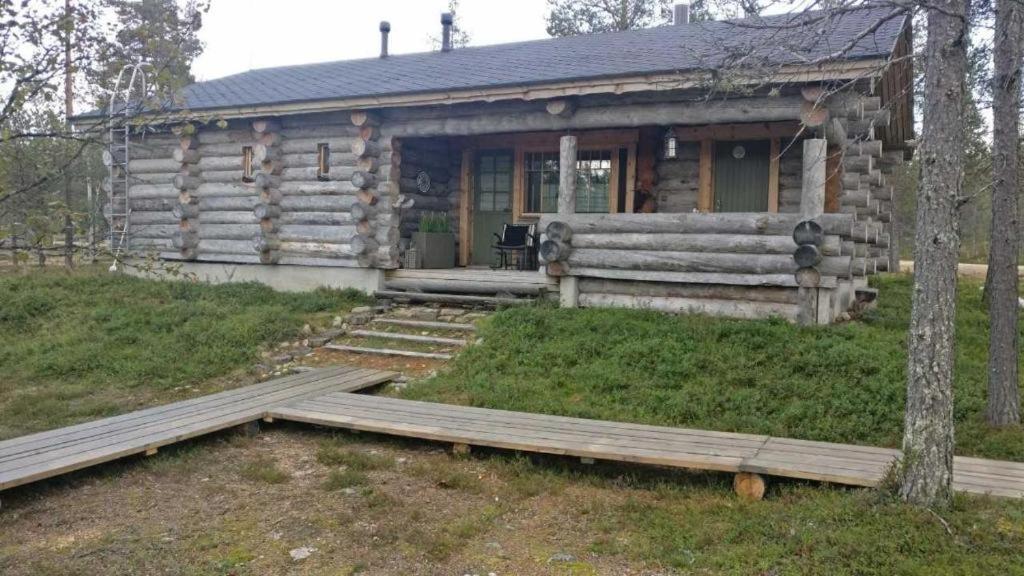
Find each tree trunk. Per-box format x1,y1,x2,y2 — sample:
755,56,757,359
63,0,74,269
985,0,1023,427
900,0,969,508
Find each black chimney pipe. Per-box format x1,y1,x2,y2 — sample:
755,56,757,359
441,12,453,52
379,21,390,58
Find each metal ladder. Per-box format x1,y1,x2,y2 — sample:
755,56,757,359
106,64,150,270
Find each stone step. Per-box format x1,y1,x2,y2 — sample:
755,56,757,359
371,318,477,332
348,329,467,347
374,290,533,307
324,344,453,360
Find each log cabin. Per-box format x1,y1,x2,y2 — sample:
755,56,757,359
84,4,913,324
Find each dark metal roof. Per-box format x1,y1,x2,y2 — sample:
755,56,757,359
105,6,910,116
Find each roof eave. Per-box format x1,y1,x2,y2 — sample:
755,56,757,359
108,58,892,125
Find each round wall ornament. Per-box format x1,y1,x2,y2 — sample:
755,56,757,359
416,170,432,193
732,145,746,159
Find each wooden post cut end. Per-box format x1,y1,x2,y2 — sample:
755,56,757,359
734,472,766,500
452,443,471,457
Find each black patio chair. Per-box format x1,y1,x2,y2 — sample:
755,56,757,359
491,223,538,270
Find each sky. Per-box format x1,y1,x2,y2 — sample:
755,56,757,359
191,0,553,81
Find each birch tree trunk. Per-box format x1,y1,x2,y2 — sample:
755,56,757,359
985,0,1023,427
900,0,969,507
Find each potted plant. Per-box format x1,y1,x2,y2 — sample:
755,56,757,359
413,212,455,269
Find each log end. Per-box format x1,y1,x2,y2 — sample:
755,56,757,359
734,472,766,501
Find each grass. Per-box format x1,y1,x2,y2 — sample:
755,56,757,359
404,274,1024,461
0,267,370,439
239,456,290,484
322,468,369,490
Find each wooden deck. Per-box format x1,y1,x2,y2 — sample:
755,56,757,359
272,392,1024,499
0,366,395,491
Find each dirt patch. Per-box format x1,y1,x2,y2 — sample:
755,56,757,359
0,427,657,575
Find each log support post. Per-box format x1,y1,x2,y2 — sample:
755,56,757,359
799,138,828,325
558,135,579,308
173,125,201,260
251,119,282,264
452,442,471,457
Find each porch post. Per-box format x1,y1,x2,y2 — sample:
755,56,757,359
558,135,579,308
800,138,827,219
799,138,829,325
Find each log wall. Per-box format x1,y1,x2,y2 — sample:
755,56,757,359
538,212,869,323
395,138,459,252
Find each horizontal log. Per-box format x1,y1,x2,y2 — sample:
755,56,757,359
280,166,357,182
566,248,852,278
557,266,839,288
128,158,180,173
277,224,357,243
278,211,355,226
199,170,246,183
279,195,357,212
570,232,840,256
129,184,178,199
194,182,255,197
278,241,356,257
578,278,802,304
578,292,800,321
198,238,258,255
387,96,809,137
538,213,856,238
196,211,259,225
194,224,262,240
278,180,359,195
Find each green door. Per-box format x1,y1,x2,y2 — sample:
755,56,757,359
471,150,514,266
714,140,770,212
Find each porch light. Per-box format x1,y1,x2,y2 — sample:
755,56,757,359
663,128,678,159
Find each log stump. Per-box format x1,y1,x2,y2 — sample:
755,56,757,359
733,472,766,500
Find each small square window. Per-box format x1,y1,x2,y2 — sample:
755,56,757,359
241,146,254,182
317,143,330,181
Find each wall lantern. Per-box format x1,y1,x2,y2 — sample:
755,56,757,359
663,128,678,160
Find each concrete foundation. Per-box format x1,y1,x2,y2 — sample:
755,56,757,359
126,260,385,294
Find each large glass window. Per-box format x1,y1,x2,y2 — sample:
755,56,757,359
524,149,612,213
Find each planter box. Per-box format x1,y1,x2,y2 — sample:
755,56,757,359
413,231,455,269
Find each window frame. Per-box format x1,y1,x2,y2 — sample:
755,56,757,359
519,144,621,218
316,143,330,181
241,145,254,183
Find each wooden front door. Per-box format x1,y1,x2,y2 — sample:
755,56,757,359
713,140,770,212
471,150,514,266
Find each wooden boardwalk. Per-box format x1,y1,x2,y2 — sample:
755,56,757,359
272,392,1024,499
0,366,395,491
3,365,1022,499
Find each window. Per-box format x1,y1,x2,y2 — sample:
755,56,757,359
475,151,512,212
525,151,560,213
524,149,612,214
241,146,254,182
317,143,330,180
575,150,612,213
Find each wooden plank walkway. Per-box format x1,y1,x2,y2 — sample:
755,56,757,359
271,392,1024,499
0,366,395,491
